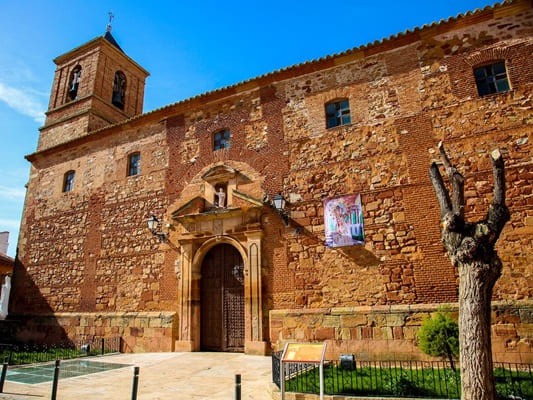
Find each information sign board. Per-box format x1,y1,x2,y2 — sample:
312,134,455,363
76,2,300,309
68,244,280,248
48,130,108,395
282,343,325,363
280,342,327,400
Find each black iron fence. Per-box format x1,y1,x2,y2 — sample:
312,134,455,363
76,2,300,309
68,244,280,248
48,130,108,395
0,336,121,366
272,352,533,399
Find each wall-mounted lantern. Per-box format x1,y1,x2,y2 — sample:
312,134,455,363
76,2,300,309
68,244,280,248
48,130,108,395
272,193,289,226
147,213,167,243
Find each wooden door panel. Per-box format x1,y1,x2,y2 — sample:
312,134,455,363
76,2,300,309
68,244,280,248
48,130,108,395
224,253,244,350
200,248,222,350
200,244,244,352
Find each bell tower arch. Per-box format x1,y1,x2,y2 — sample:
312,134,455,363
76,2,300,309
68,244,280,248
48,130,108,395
38,28,149,152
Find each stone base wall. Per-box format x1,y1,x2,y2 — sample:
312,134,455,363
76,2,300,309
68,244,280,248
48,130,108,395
2,312,177,353
270,301,533,363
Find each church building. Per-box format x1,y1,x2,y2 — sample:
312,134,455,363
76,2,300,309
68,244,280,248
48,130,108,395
8,0,532,362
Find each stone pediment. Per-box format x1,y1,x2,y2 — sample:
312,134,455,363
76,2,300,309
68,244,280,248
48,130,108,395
171,196,205,219
174,206,262,242
201,165,251,184
171,190,264,221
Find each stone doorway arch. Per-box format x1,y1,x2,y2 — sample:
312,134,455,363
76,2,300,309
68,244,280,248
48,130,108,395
174,231,266,355
200,243,245,352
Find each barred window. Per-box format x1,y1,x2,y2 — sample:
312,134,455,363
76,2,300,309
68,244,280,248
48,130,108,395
214,129,230,151
325,99,351,128
474,62,510,97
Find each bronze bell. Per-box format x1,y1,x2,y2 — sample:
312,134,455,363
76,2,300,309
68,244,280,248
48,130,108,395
68,83,78,100
112,91,124,108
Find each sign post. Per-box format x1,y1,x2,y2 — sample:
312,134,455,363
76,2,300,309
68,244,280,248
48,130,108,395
280,343,327,400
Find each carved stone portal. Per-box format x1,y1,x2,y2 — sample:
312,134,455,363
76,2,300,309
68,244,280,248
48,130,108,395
167,163,267,355
172,209,266,354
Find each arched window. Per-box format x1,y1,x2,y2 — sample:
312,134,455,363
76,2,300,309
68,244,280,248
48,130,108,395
63,170,75,192
325,99,351,128
68,66,82,101
112,71,127,110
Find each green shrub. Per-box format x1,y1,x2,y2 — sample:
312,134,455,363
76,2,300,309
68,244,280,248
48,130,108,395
418,311,459,371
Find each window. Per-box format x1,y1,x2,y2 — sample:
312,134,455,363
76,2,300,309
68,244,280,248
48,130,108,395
63,171,75,192
112,71,127,109
128,153,140,176
213,129,230,151
474,62,510,96
68,66,82,101
325,99,351,128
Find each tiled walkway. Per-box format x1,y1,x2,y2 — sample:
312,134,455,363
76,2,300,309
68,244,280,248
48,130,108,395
0,352,272,399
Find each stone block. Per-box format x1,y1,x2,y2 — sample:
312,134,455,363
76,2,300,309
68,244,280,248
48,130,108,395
386,313,407,326
323,315,340,328
493,324,518,337
519,308,533,323
314,328,334,340
340,314,367,327
373,327,393,340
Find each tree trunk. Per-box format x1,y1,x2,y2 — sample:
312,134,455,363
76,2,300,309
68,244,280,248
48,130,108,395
458,259,500,399
430,144,510,400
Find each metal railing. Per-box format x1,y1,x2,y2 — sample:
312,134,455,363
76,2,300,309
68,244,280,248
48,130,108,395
0,336,121,366
272,353,533,399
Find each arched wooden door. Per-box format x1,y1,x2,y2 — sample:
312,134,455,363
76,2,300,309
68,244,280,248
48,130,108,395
200,244,245,352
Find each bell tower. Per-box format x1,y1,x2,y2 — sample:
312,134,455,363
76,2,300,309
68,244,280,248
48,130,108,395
37,25,149,152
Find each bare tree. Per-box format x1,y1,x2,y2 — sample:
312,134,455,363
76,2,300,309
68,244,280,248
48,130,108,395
429,142,510,400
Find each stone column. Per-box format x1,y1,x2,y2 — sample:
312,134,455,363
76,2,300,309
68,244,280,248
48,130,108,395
175,240,199,351
244,231,267,355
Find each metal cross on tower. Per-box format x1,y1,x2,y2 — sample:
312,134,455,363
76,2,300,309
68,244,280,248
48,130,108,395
106,12,114,32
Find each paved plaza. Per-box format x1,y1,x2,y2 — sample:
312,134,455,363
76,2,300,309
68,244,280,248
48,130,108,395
0,352,273,400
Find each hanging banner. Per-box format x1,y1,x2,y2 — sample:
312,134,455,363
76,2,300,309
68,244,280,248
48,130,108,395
323,194,364,248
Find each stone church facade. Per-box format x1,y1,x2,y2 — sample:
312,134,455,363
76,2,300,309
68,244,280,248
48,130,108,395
8,1,532,362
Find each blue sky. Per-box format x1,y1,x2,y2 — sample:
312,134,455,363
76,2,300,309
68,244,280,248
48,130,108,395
0,0,495,257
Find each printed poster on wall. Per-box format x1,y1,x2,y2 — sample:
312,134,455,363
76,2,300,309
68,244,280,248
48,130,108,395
323,194,364,248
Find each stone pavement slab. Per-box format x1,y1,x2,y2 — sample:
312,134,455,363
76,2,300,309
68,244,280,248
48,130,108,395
0,352,272,400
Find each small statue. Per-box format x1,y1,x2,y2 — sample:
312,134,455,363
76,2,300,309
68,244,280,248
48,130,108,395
215,187,226,208
0,276,11,320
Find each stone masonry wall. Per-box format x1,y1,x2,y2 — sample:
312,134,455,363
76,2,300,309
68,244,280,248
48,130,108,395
13,121,172,316
270,301,533,363
275,6,532,310
4,312,176,352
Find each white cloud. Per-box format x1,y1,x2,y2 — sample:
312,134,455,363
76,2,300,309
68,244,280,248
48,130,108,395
0,82,46,124
0,185,26,201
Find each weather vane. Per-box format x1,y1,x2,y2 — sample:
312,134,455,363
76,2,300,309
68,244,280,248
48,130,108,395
106,11,114,33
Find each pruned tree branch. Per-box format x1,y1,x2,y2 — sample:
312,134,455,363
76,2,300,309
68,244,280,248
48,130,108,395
486,148,510,246
430,162,452,218
439,141,465,217
490,149,505,207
